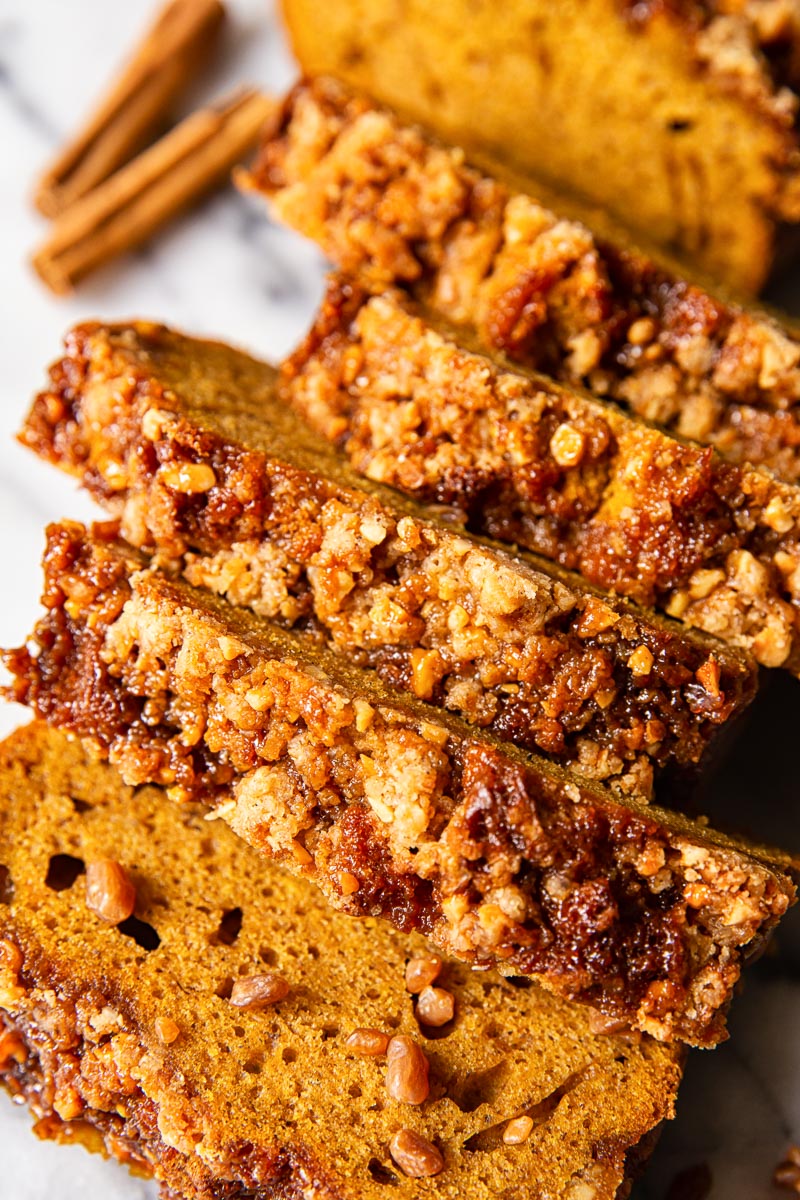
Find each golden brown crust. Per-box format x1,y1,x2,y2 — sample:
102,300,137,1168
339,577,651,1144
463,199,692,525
18,320,759,797
0,722,686,1198
3,524,794,1044
245,77,800,481
283,280,800,674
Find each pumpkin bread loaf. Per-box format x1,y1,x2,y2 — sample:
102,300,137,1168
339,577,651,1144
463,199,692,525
4,523,795,1045
276,3,800,294
18,321,758,797
0,722,687,1199
244,77,800,485
283,279,800,675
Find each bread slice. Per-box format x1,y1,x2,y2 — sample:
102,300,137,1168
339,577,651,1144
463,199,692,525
244,77,800,486
276,4,800,295
18,323,759,797
4,522,794,1045
284,279,800,675
0,722,685,1199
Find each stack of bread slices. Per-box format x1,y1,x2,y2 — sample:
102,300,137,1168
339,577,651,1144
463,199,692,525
3,13,800,1200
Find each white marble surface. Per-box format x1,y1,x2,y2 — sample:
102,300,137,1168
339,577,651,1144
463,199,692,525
0,2,798,1197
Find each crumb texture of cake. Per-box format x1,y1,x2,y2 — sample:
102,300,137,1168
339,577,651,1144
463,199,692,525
0,722,685,1199
246,77,800,485
4,523,795,1045
276,2,800,294
283,280,800,675
18,322,759,796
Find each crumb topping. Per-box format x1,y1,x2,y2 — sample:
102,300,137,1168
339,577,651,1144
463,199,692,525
283,284,800,673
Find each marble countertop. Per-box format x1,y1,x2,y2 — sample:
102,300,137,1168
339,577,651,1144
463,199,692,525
0,2,798,1197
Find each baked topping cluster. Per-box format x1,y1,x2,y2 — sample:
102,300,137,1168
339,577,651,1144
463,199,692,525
283,283,800,673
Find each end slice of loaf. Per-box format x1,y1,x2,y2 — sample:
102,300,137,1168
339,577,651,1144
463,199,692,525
277,4,800,294
4,522,795,1044
18,319,758,797
0,722,685,1199
283,279,800,674
244,77,800,485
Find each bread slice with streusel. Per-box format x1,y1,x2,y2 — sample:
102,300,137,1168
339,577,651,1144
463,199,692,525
243,77,800,485
18,319,759,799
275,3,800,295
4,522,795,1045
282,279,800,675
0,721,685,1199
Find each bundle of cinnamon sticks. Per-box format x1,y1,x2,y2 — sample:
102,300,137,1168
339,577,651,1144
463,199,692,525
32,0,273,293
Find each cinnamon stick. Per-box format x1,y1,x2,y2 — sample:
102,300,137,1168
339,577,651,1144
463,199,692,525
34,0,225,217
32,88,275,295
